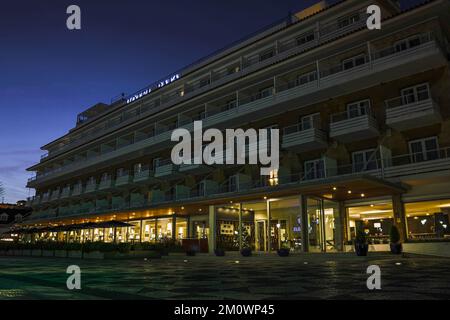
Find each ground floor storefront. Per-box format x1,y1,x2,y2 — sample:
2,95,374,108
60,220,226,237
14,188,450,254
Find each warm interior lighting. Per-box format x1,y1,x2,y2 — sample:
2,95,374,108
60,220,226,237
361,193,365,197
333,187,337,191
348,190,352,194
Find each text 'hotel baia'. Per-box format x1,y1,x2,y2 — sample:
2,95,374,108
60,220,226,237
20,0,450,253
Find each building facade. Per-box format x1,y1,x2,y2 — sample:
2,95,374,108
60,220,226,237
21,0,450,253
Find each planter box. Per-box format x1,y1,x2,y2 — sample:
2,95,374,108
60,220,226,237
22,249,32,256
32,249,42,257
42,250,55,257
67,251,83,259
55,250,68,258
83,251,105,260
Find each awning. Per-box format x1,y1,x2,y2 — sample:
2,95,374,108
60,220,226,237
10,220,134,234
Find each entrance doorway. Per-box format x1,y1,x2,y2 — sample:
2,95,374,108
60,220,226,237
307,197,340,252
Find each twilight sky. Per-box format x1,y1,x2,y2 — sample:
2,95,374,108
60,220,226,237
0,0,422,203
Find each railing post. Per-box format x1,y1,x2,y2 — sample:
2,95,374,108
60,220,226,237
367,41,373,68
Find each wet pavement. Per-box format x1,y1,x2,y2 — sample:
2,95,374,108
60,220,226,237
0,253,449,300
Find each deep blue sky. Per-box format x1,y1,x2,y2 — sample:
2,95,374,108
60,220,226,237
0,0,422,203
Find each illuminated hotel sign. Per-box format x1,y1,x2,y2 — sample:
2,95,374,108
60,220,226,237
126,73,181,104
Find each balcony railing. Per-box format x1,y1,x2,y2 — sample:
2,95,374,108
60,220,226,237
28,32,442,184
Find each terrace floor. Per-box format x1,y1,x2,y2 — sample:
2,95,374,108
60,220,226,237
0,253,449,300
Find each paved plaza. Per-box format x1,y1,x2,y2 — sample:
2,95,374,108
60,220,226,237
0,253,449,300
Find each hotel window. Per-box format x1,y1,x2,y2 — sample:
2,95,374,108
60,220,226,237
229,175,238,192
338,13,360,29
301,113,320,130
198,180,206,197
87,176,96,185
297,71,317,86
152,158,161,170
134,163,143,174
0,214,8,222
296,32,315,46
259,87,273,99
352,149,378,172
14,214,23,222
101,173,110,181
405,200,450,240
346,99,370,119
401,83,430,104
304,159,325,180
394,34,422,53
409,137,439,163
259,48,275,62
116,168,127,177
225,99,237,111
342,54,366,70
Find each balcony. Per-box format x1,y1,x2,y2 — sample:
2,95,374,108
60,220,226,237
59,188,71,199
50,190,60,202
179,157,212,174
155,160,182,180
385,96,441,131
282,124,328,152
98,179,114,191
71,184,83,197
330,108,379,143
84,182,98,194
115,174,132,187
27,33,447,187
133,169,158,184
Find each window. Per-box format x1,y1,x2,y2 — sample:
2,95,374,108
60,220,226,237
352,149,378,172
409,137,439,163
301,113,321,130
394,34,422,53
297,71,317,86
259,87,273,99
134,163,143,174
101,173,110,181
87,176,96,185
229,175,238,192
14,214,23,222
227,99,237,110
296,32,315,46
198,181,206,197
338,13,360,29
342,54,366,70
304,159,325,180
401,83,430,104
117,168,126,177
0,213,8,222
153,158,161,169
347,99,370,118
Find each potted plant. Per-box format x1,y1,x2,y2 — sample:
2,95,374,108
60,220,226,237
354,230,369,256
277,243,290,257
214,246,225,257
389,225,403,254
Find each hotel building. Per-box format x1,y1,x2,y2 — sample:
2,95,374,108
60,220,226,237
22,0,450,253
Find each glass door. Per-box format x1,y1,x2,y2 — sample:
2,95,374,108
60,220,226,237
307,197,339,252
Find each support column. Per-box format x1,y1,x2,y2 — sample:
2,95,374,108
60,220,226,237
392,194,407,242
208,205,216,254
266,200,271,252
186,216,191,238
172,214,177,240
300,195,309,253
238,203,243,250
154,219,158,242
139,220,143,243
335,201,346,252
